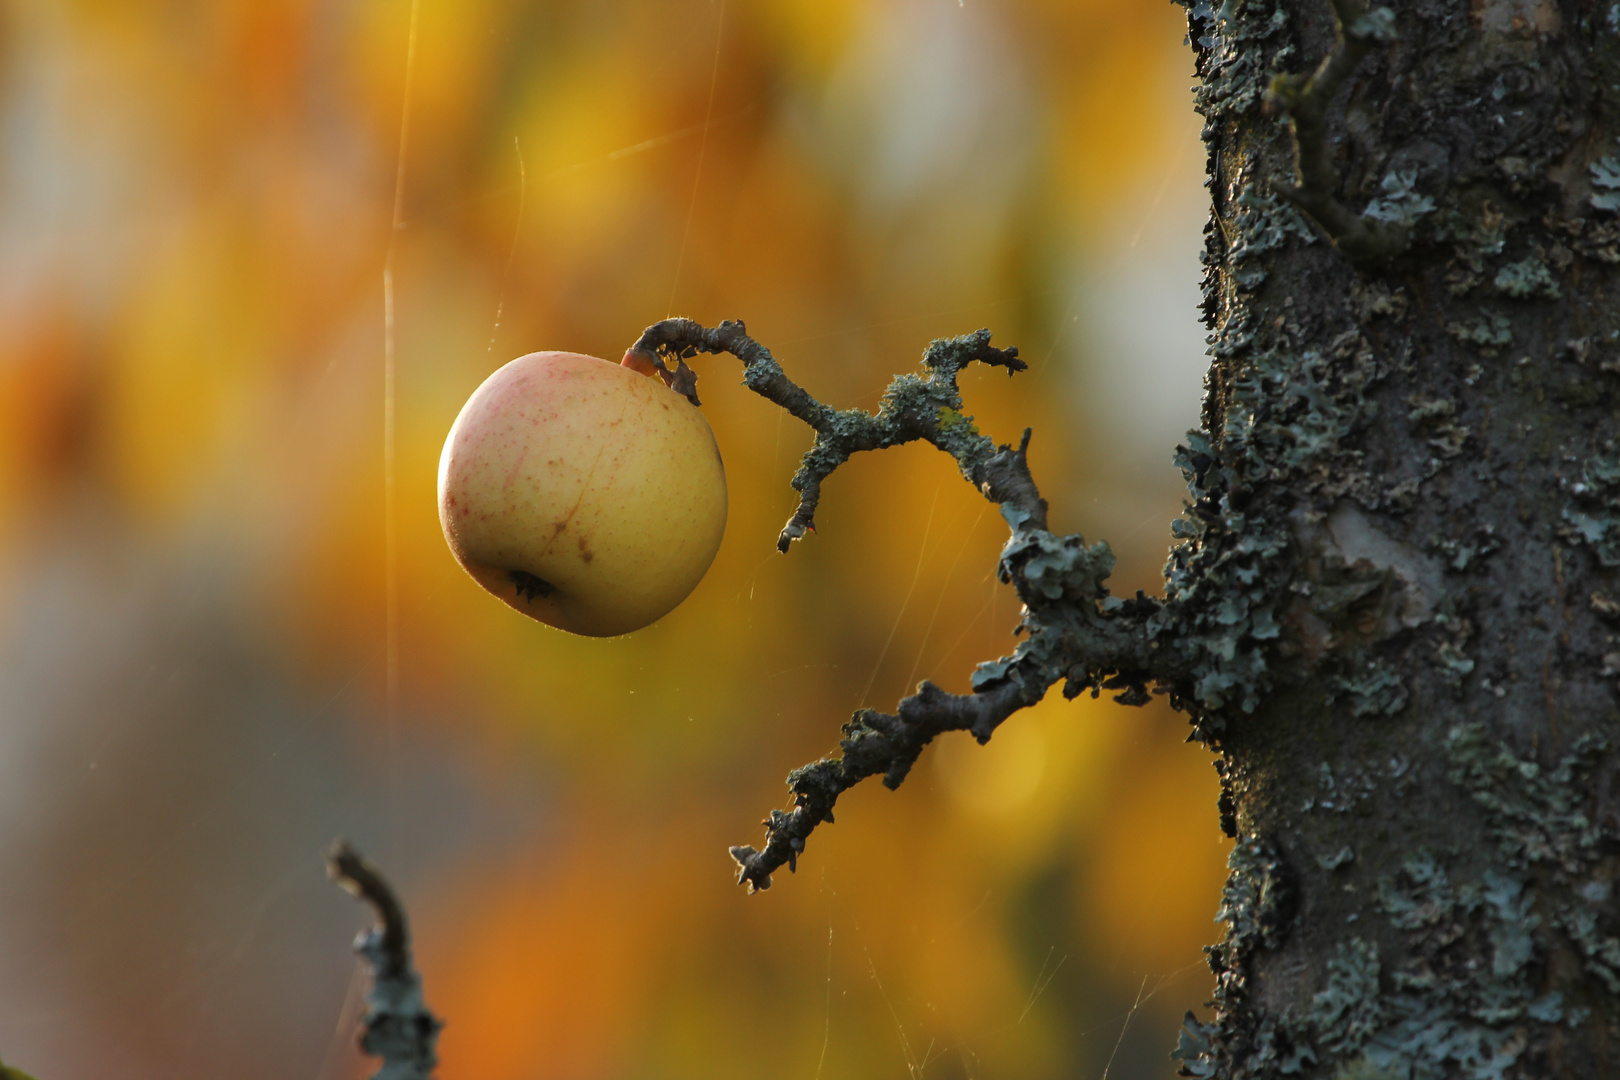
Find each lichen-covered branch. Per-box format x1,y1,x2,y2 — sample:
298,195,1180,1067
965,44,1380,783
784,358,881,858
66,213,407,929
628,317,1033,551
1264,0,1407,263
624,319,1191,891
327,840,442,1080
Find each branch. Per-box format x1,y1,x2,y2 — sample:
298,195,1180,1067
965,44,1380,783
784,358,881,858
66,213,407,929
623,319,1189,891
1265,0,1407,263
327,840,442,1080
627,318,1034,552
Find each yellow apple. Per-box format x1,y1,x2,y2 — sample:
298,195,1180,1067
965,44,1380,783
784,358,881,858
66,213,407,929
437,350,727,636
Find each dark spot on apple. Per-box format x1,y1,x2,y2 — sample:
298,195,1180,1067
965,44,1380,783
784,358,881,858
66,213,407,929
510,569,556,601
577,536,593,563
552,520,567,534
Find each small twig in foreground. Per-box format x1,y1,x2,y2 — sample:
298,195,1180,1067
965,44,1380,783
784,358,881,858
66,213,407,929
327,840,442,1080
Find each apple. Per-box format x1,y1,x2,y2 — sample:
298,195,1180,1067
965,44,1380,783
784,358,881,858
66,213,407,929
437,350,727,636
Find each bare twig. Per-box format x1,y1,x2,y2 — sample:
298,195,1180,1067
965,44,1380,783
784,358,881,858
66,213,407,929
625,319,1187,891
327,840,442,1080
1265,0,1406,263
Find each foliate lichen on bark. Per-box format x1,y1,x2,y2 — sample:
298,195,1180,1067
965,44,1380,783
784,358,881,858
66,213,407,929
1171,0,1620,1074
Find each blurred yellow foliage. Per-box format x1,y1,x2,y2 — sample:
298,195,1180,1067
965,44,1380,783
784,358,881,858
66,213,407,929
0,1,1227,1077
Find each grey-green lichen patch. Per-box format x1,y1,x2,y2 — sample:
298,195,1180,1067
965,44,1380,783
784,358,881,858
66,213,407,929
970,529,1119,698
1355,859,1560,1078
1445,311,1513,355
1329,659,1408,717
1218,835,1297,955
1482,873,1537,980
1171,1017,1214,1077
1446,724,1608,872
1181,853,1556,1080
1303,758,1406,815
1406,396,1469,458
1425,525,1499,572
1431,613,1476,691
1311,939,1384,1056
1439,203,1508,296
1562,449,1620,567
1159,428,1292,717
1363,169,1436,229
1177,735,1611,1080
1376,852,1458,932
1186,0,1293,134
1333,1058,1403,1080
1350,278,1409,321
1434,640,1476,688
1227,191,1319,290
1158,310,1398,721
1448,726,1620,995
999,528,1115,604
1318,845,1356,871
1561,898,1620,993
1589,141,1620,212
1491,255,1560,299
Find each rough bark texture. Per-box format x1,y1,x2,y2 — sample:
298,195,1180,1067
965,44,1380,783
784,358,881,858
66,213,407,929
1169,0,1620,1077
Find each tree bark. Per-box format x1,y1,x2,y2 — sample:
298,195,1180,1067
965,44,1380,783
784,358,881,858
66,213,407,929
1170,0,1620,1077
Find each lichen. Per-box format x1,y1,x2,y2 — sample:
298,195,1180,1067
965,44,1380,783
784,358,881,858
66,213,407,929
1160,331,1387,721
1363,168,1436,229
1438,203,1508,296
1492,256,1560,300
1311,939,1386,1056
1445,311,1513,355
1187,0,1293,135
1589,140,1620,212
1447,725,1620,995
1318,845,1356,871
1217,836,1298,955
1227,191,1319,289
1405,395,1470,458
1447,725,1609,871
1176,727,1612,1080
1329,659,1408,717
1562,449,1620,567
1165,0,1620,1075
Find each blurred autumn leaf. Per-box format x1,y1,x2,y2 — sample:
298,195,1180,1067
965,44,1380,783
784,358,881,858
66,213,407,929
0,2,1226,1078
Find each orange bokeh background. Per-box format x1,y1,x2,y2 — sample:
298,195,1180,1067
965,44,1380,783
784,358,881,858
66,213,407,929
0,1,1229,1077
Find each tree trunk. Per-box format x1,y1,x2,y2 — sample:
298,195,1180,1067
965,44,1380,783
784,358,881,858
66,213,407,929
1170,0,1620,1077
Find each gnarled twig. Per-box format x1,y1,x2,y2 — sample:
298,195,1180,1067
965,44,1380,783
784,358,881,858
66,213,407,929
627,317,1028,552
327,840,442,1080
625,319,1189,891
